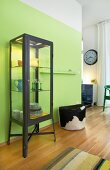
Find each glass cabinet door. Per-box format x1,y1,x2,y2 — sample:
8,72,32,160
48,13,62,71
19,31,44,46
29,39,51,120
10,37,23,122
10,35,53,124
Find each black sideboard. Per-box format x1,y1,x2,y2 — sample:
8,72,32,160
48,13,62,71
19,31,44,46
82,84,96,106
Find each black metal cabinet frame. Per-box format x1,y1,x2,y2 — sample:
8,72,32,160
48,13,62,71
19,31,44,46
8,33,56,158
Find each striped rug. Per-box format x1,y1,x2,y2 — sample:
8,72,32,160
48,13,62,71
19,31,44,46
42,147,110,170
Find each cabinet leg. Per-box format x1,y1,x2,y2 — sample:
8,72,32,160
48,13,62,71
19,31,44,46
36,123,39,133
103,98,106,111
103,89,106,111
34,123,39,133
23,125,28,158
23,143,28,158
52,118,56,142
7,120,12,145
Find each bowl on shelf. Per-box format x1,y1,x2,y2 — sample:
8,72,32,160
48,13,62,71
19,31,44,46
19,111,23,120
12,110,20,119
30,103,43,115
30,103,40,109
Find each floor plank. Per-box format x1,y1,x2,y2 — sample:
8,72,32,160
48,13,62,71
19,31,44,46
1,106,110,169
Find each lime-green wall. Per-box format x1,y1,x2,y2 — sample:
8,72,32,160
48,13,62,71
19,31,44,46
0,0,82,143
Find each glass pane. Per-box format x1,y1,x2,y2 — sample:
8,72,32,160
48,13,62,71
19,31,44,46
29,40,50,119
11,38,23,121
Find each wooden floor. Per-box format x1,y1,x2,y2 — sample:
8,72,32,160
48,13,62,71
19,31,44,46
1,106,110,170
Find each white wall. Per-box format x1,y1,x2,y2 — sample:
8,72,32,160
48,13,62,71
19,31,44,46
77,0,110,28
21,0,82,32
80,0,110,84
83,25,98,83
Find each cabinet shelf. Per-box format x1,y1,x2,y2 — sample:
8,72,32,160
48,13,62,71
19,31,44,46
12,66,21,68
30,112,49,119
12,66,50,69
31,89,50,92
12,112,50,126
39,66,50,69
12,117,23,126
11,90,23,92
11,89,50,92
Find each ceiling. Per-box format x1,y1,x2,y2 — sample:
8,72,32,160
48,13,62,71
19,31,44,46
21,0,110,29
76,0,110,28
76,0,91,6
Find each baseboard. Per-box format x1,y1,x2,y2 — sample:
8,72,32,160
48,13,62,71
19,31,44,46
0,136,22,147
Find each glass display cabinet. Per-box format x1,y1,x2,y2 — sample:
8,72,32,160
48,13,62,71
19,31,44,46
8,33,56,158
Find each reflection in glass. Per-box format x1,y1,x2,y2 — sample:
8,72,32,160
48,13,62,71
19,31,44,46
11,40,23,121
29,40,50,119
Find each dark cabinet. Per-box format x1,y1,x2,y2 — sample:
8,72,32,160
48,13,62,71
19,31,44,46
8,34,56,157
82,84,93,105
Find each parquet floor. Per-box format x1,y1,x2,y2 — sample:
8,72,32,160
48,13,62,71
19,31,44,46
1,106,110,170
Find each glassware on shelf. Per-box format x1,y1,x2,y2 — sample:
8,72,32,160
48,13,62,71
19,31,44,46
19,111,23,120
30,103,43,118
32,79,42,91
30,102,42,111
12,110,23,120
39,82,43,90
14,79,23,91
12,110,21,120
